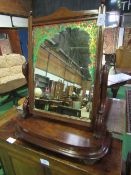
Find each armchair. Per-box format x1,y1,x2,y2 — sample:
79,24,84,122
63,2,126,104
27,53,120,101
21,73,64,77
0,54,27,107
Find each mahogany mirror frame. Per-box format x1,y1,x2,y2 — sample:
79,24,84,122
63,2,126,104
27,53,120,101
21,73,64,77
16,4,112,163
27,5,105,129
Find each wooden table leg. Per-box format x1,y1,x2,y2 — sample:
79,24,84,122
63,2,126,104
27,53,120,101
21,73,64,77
111,86,120,98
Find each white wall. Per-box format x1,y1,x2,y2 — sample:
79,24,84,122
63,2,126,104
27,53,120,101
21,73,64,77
12,17,28,27
0,14,28,28
117,27,125,48
35,68,81,88
0,15,12,27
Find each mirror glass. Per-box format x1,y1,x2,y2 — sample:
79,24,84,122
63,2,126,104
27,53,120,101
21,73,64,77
33,20,98,122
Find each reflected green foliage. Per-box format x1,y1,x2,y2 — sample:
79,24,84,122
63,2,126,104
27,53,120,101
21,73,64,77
33,20,98,84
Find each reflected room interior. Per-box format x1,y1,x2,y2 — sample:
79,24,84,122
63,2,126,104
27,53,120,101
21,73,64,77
33,20,98,122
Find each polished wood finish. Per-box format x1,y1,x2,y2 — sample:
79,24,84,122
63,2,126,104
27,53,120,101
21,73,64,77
19,5,112,162
17,64,111,162
28,6,105,127
33,7,98,25
0,47,2,55
0,108,122,175
0,29,22,54
92,4,105,128
28,14,34,113
94,64,110,136
0,0,31,17
16,116,111,162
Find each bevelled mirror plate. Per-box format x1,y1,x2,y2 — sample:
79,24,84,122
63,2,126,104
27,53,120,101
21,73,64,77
15,6,112,163
30,9,99,124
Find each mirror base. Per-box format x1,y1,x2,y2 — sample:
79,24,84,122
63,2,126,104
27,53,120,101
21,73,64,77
15,115,111,163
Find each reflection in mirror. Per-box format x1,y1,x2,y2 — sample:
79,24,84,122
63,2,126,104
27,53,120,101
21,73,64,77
33,20,98,122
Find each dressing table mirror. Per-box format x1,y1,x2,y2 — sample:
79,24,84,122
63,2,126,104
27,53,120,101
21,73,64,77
16,4,111,164
31,10,98,124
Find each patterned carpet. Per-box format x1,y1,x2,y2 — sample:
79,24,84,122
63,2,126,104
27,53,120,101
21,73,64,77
107,85,131,140
107,98,126,134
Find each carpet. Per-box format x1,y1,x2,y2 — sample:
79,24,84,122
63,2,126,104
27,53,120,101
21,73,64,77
107,98,126,135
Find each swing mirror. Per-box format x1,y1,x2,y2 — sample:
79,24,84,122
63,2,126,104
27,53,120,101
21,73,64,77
28,8,102,125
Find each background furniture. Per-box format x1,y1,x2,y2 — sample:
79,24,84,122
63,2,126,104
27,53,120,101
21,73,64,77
108,73,131,98
126,152,131,175
115,46,131,74
0,54,26,94
0,54,27,115
0,28,28,115
104,53,116,70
